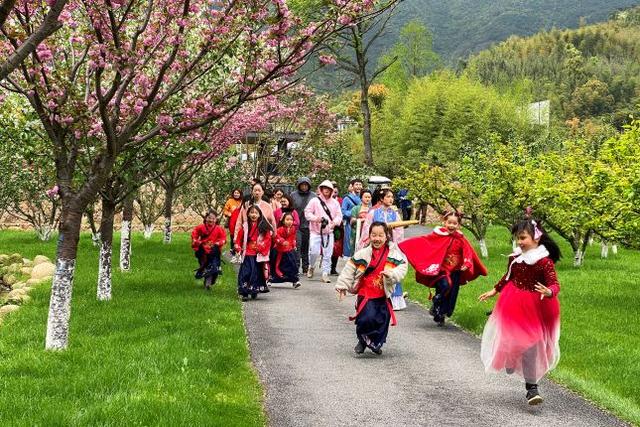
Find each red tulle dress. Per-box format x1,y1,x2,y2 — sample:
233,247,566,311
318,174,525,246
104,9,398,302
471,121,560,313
481,247,561,383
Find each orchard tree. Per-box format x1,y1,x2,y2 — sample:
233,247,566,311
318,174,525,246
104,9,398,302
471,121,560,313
0,94,59,240
0,0,67,81
0,0,374,350
135,182,164,239
322,0,400,166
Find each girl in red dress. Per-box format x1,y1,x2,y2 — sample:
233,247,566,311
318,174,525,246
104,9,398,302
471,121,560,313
478,219,562,405
191,211,226,289
235,205,272,301
270,212,301,288
398,210,487,325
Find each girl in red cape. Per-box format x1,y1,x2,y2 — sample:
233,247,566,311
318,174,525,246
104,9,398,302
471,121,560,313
398,211,487,326
478,219,562,406
191,210,226,290
270,212,301,288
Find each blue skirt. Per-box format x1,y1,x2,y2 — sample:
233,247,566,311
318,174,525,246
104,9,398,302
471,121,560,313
237,255,268,296
270,250,299,283
355,296,391,351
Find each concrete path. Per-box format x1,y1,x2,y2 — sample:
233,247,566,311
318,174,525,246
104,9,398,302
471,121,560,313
241,225,626,426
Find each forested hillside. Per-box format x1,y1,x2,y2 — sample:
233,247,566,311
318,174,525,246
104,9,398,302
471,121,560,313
387,0,639,63
465,7,640,123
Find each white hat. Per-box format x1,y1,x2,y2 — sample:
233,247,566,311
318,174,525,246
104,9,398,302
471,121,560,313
318,179,334,190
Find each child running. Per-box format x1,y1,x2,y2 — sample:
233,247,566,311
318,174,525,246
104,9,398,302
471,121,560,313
235,205,272,301
191,211,226,290
399,210,487,326
336,222,408,355
478,219,562,405
271,212,301,288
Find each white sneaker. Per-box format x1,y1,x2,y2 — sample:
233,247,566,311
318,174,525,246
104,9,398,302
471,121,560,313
321,273,331,283
306,267,314,278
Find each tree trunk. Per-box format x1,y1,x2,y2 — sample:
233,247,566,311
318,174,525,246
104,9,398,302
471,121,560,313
360,83,373,166
478,238,489,258
86,206,101,246
119,197,134,272
45,207,83,350
612,244,618,255
600,241,609,259
163,186,174,244
143,224,154,239
36,224,54,241
97,197,116,301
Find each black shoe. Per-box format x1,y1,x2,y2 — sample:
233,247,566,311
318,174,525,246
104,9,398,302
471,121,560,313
354,341,365,354
526,385,543,405
433,314,445,326
194,269,204,279
251,293,258,299
293,281,301,289
241,296,248,301
372,347,382,355
330,270,339,276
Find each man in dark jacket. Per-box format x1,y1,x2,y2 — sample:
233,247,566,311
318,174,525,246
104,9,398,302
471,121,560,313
290,177,314,274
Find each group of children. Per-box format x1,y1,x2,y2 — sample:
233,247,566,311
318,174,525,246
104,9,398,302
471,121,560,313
191,184,562,406
336,209,562,406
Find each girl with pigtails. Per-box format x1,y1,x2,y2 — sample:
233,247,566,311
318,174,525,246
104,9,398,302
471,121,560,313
478,218,562,406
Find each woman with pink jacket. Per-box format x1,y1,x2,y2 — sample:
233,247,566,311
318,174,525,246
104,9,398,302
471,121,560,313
304,180,343,283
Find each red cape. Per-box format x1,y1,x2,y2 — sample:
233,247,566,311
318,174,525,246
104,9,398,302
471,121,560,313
398,228,488,287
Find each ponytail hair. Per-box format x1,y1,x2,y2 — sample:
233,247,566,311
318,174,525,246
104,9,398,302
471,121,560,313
511,219,562,263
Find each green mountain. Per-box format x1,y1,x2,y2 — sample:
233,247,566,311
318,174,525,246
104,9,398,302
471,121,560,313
388,0,640,63
465,6,640,123
308,0,640,92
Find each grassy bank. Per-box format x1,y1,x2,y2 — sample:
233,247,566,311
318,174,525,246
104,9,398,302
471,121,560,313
0,231,265,426
403,226,640,425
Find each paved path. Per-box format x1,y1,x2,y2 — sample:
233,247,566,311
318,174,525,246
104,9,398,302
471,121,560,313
242,225,625,427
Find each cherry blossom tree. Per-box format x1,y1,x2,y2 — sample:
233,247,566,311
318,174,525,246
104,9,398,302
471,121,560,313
0,0,373,350
0,0,68,81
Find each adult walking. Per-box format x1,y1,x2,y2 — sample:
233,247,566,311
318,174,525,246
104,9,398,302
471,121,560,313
304,180,343,283
341,178,363,258
290,177,315,275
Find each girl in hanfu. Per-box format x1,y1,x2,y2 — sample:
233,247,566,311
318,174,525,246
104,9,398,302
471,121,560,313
358,189,407,310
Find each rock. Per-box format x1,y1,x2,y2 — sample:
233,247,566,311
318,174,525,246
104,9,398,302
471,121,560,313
33,255,51,266
21,267,33,276
3,274,17,286
31,262,55,279
22,258,33,267
9,253,23,264
7,263,23,274
8,289,27,298
0,304,20,316
12,282,27,290
9,294,30,305
0,255,9,266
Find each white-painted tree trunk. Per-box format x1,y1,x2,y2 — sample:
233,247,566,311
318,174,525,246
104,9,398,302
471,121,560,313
163,217,172,244
479,238,489,258
91,231,101,247
97,241,112,301
588,236,594,246
45,258,75,350
37,224,54,241
143,224,154,239
119,220,132,272
600,242,609,259
512,240,517,251
573,249,584,267
612,244,618,255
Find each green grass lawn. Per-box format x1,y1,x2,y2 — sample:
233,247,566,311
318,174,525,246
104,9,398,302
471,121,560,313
0,230,265,426
403,226,640,425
